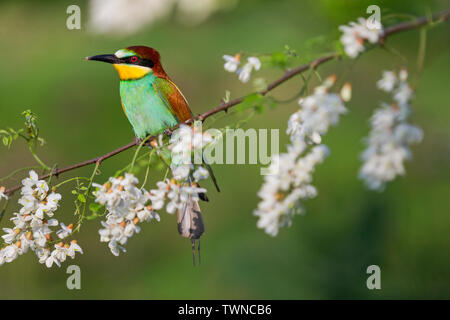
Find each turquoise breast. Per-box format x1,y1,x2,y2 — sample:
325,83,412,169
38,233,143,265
119,73,178,139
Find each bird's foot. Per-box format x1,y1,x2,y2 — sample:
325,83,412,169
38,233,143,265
134,137,143,145
164,128,172,136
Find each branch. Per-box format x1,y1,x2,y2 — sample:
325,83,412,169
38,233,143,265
4,9,450,196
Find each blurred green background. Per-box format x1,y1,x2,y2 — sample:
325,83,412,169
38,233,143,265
0,0,449,299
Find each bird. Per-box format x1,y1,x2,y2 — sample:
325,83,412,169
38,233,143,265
86,45,218,265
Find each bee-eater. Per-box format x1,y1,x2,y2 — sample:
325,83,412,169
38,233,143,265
86,45,217,265
86,45,192,139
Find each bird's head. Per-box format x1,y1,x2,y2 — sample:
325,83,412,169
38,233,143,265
85,46,166,80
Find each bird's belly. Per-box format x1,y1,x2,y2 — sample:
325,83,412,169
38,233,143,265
120,77,178,139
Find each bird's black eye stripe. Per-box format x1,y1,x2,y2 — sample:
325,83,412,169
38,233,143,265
141,58,154,68
121,56,154,68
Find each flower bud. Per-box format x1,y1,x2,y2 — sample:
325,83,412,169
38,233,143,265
340,82,352,102
323,74,337,89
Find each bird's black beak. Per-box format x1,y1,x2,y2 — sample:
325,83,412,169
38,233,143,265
85,54,120,64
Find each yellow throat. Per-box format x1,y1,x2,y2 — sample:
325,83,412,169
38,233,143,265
113,64,151,80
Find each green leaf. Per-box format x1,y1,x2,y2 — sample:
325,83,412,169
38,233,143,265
77,194,86,203
271,51,288,68
236,93,265,112
89,202,103,214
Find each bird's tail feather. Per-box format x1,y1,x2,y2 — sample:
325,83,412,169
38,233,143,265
177,195,205,266
202,153,220,193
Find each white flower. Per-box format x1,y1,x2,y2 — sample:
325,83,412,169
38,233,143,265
223,54,240,72
339,17,383,58
149,180,170,210
1,228,17,244
171,164,192,181
247,57,261,70
33,229,48,247
18,194,38,214
2,244,22,263
67,241,83,259
108,240,126,256
377,71,397,92
21,170,49,200
238,57,261,83
51,244,67,263
36,248,50,265
45,255,61,268
193,166,209,182
124,222,141,237
21,170,40,189
56,223,73,239
35,192,61,219
10,214,30,229
136,204,160,222
393,82,413,106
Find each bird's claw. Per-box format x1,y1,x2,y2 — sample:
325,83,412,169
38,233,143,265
134,137,143,145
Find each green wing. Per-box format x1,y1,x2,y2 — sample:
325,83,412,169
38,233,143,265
152,77,193,123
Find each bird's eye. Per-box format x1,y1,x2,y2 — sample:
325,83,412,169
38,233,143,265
130,56,138,63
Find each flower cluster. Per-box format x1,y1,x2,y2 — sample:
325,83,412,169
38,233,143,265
287,76,350,144
254,142,328,236
93,173,160,256
339,17,383,58
94,124,214,255
149,179,206,214
223,54,261,83
169,123,213,182
150,124,212,213
254,76,351,236
0,171,82,267
360,69,423,190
